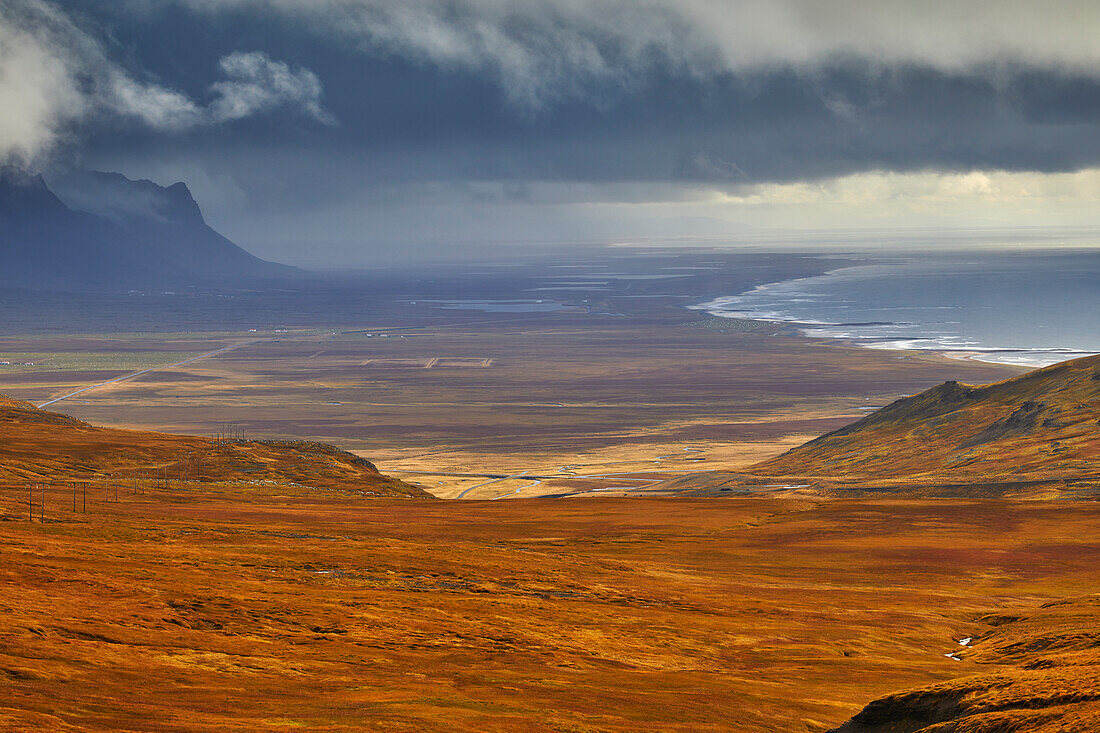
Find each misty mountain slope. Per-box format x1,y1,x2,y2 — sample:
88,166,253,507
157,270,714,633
0,168,141,286
0,168,295,288
754,354,1100,481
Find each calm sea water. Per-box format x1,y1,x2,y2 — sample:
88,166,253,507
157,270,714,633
694,249,1100,367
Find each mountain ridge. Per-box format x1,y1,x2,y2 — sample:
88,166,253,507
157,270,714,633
646,353,1100,498
0,167,296,289
752,353,1100,485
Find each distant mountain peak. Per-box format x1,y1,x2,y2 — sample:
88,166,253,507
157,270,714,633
160,180,206,224
0,167,295,288
0,167,66,214
50,170,205,226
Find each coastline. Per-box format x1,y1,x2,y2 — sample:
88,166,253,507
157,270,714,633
688,257,1099,369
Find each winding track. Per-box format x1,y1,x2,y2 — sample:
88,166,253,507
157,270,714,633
455,471,532,499
398,445,717,499
37,340,261,409
32,313,547,412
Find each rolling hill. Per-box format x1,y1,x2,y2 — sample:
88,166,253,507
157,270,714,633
0,393,427,498
751,353,1100,492
740,355,1100,731
0,167,294,289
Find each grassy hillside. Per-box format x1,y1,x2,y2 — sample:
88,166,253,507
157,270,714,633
0,394,428,498
2,493,1099,731
831,595,1100,732
756,354,1100,485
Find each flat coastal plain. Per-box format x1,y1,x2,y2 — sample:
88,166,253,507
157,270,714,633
0,248,1096,732
0,250,1018,498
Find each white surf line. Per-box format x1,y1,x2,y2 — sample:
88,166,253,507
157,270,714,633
37,340,260,409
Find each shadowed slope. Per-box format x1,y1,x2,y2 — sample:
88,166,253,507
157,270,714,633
0,394,428,497
0,168,294,288
755,354,1100,483
830,596,1100,733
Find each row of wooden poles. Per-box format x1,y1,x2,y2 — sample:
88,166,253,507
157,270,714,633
22,476,166,522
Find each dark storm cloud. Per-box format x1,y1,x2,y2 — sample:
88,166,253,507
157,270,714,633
155,1,1100,106
0,0,333,163
7,1,1100,258
55,1,1100,182
82,56,1100,194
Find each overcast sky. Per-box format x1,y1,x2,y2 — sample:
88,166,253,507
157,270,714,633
3,0,1100,264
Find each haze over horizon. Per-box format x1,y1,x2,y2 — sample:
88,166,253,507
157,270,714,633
3,0,1100,265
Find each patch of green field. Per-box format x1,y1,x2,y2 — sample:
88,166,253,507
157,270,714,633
0,351,201,372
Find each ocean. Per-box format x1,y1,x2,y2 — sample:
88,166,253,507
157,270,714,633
694,248,1100,367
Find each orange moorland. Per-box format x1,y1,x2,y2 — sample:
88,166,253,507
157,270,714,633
2,486,1099,732
760,353,1100,482
663,353,1100,500
833,595,1100,732
1,394,1099,731
0,394,426,498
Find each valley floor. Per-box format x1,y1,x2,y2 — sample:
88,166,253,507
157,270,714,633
1,250,1087,731
2,487,1098,732
0,250,1018,498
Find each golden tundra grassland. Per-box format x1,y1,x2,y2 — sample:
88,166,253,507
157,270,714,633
3,488,1100,732
2,290,1098,731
